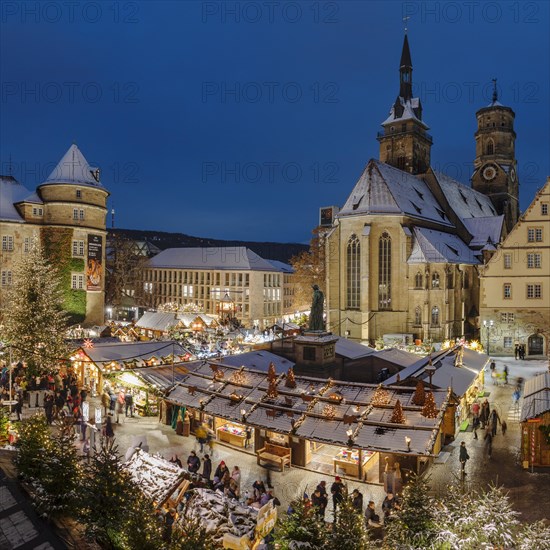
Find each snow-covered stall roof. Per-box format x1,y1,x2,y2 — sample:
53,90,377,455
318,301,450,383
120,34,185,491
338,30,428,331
335,337,376,360
145,360,450,456
521,372,550,422
135,311,180,332
124,449,186,505
211,350,294,374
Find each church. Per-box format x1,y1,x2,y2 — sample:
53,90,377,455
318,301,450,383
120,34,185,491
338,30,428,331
325,35,519,344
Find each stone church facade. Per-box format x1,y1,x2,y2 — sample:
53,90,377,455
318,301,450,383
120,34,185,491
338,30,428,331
0,145,109,325
325,35,517,344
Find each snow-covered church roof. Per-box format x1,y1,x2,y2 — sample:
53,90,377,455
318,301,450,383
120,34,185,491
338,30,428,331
40,144,105,188
407,227,480,265
382,97,428,128
338,160,453,225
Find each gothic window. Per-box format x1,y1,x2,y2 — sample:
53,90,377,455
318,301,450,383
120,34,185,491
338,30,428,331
431,306,440,326
486,139,494,155
378,232,391,309
414,306,422,326
432,272,440,288
397,156,406,170
346,234,360,309
415,272,423,289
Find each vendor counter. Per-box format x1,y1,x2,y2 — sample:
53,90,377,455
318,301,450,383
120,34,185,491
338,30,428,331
333,448,374,479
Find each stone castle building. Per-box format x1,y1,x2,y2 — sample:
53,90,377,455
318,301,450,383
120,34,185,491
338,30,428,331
480,178,550,356
0,144,109,325
325,35,517,344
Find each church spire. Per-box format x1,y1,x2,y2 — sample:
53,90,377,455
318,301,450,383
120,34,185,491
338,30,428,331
399,34,413,100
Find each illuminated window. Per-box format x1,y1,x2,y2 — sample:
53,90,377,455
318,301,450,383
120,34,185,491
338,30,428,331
378,232,391,309
415,272,423,288
504,253,512,269
432,272,440,288
346,234,360,309
431,306,440,327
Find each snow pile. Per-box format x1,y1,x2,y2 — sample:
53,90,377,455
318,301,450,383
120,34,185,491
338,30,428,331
124,449,185,502
184,488,258,544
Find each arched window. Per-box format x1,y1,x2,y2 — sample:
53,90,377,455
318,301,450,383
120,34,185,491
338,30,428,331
415,272,423,288
486,139,494,155
414,306,422,326
431,306,440,326
346,234,360,309
432,272,440,288
378,232,392,309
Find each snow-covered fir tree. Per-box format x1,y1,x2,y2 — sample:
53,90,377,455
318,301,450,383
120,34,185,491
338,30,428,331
2,239,68,378
274,498,327,549
328,497,372,550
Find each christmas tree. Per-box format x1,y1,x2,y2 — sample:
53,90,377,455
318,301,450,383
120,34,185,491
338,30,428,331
422,391,438,418
77,440,134,547
266,377,279,399
327,497,372,549
384,473,436,549
2,240,68,378
171,500,216,549
389,399,406,424
123,492,165,550
411,381,426,406
267,361,277,381
371,386,390,406
36,420,81,518
285,367,296,389
15,414,53,481
273,498,327,549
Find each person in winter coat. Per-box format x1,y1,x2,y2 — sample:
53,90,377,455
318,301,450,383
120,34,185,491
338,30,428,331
330,477,345,513
101,391,111,416
484,430,493,459
480,400,490,429
202,454,212,481
124,390,134,417
214,460,229,480
459,441,470,475
104,416,114,445
116,390,125,423
311,488,328,519
231,465,241,492
187,451,201,473
489,409,500,437
351,489,364,512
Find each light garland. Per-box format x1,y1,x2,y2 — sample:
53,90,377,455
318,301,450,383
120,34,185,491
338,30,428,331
371,386,390,406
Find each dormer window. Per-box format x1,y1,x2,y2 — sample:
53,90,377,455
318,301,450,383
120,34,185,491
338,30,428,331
32,207,43,217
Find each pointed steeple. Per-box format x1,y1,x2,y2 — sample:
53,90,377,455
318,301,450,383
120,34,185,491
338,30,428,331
399,34,413,100
41,144,103,187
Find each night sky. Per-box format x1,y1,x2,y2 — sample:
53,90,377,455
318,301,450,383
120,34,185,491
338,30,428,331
1,1,549,243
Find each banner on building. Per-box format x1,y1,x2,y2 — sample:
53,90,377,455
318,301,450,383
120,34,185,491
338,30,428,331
87,234,103,291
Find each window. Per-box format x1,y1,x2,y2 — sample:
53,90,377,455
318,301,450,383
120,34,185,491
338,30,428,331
1,270,12,286
414,272,423,289
446,271,454,289
486,140,494,155
79,209,85,220
503,253,512,269
397,156,406,170
32,207,43,216
528,227,543,242
378,232,391,309
24,237,30,253
431,306,440,326
414,306,422,326
527,284,542,299
432,272,440,288
72,240,85,257
143,282,153,294
503,284,511,299
73,209,79,220
76,189,82,199
542,203,548,215
527,253,542,268
501,313,514,323
71,274,85,290
73,209,84,220
1,235,14,251
346,234,360,309
503,337,513,349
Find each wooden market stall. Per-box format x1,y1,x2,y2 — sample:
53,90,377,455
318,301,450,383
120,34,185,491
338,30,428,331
520,372,550,468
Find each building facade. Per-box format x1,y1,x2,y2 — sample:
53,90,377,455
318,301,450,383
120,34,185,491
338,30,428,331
140,247,299,328
0,145,109,325
480,179,550,356
325,35,508,344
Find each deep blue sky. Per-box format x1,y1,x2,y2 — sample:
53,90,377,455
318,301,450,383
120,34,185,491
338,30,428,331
1,1,549,243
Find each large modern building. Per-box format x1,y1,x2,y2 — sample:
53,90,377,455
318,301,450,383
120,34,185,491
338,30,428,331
0,145,109,325
141,247,305,327
325,35,511,344
480,179,550,356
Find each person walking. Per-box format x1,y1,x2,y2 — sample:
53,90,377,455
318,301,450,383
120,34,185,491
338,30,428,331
480,400,490,429
330,476,345,515
484,429,493,459
202,454,212,482
489,409,500,437
103,415,115,446
101,390,110,417
311,487,327,520
14,393,23,421
187,451,201,474
116,389,125,424
459,441,470,475
472,414,480,439
125,390,134,417
503,365,509,385
501,420,508,436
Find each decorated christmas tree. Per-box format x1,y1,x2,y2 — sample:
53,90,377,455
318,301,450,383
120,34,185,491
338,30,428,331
412,381,426,406
371,385,390,406
327,497,372,549
2,240,68,378
273,498,327,549
267,361,277,381
123,492,165,550
77,440,134,547
36,421,81,518
422,391,438,418
15,414,53,481
390,399,406,424
285,367,296,389
266,377,279,399
171,501,216,549
384,473,436,548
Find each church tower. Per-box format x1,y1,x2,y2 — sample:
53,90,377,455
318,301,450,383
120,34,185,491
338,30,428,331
377,35,433,175
471,81,519,233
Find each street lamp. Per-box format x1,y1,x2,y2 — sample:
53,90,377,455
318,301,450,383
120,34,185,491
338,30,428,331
483,320,494,356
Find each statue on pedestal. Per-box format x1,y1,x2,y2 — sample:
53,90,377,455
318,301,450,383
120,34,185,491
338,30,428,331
309,284,325,331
